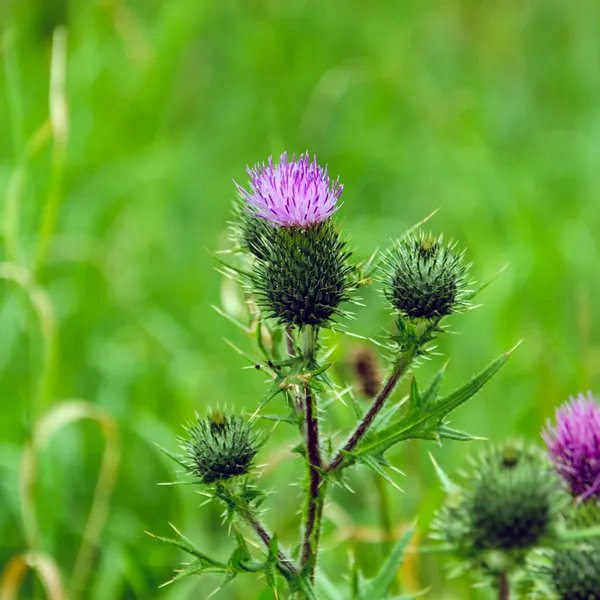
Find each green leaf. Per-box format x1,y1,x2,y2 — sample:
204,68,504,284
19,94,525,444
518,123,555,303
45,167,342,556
146,527,225,568
355,350,512,457
356,527,414,600
428,452,460,495
316,569,346,600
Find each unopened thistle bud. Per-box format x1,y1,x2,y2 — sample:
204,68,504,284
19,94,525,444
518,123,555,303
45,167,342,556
435,445,564,563
468,446,559,551
542,392,600,500
183,411,260,484
383,234,469,321
235,152,354,328
549,503,600,600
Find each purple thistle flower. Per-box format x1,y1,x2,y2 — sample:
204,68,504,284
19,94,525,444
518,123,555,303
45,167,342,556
235,152,343,228
542,392,600,500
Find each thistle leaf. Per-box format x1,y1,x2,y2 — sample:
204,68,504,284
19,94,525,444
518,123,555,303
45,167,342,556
145,529,225,567
356,527,414,600
355,350,512,457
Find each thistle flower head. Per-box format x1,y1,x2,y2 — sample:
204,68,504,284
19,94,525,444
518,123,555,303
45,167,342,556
383,233,470,321
252,222,355,328
542,392,600,500
183,411,260,484
434,444,565,571
235,152,343,228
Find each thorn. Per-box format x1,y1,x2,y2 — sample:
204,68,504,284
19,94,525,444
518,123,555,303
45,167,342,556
143,530,157,538
168,522,184,537
507,339,524,354
158,579,174,588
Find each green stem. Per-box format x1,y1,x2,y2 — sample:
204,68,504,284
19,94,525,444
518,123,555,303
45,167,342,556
327,349,416,472
559,525,600,542
238,504,298,577
300,326,323,583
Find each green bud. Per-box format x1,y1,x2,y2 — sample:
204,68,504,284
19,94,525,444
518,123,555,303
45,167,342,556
468,446,557,551
550,503,600,599
183,411,260,484
434,444,566,575
383,234,469,321
252,222,355,328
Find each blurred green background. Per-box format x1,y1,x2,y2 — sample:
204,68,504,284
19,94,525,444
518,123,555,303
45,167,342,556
1,0,599,598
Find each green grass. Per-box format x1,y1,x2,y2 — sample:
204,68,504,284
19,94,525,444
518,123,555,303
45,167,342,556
1,0,599,598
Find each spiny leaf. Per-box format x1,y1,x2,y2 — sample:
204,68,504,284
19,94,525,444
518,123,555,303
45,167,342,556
355,349,512,457
356,527,414,600
428,453,460,495
358,454,404,491
145,529,225,567
315,569,346,600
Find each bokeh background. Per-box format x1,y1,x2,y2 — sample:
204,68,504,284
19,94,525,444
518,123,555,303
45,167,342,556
1,1,599,598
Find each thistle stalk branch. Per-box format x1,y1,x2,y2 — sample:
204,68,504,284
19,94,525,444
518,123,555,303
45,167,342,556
327,348,416,473
237,503,299,577
300,325,323,582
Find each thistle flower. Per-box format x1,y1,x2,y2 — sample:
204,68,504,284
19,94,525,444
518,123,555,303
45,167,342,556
542,392,600,500
548,503,600,600
252,222,355,328
183,411,260,484
383,234,470,321
235,152,343,228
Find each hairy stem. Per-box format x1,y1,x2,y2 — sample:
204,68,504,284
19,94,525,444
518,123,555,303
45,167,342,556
240,506,298,576
327,350,415,473
498,571,510,600
301,384,323,580
300,325,323,583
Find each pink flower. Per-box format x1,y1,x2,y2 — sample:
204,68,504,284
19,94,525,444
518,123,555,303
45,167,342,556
542,392,600,500
235,152,343,227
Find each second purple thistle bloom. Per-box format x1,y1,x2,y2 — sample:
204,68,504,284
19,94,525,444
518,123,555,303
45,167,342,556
542,392,600,500
235,152,343,228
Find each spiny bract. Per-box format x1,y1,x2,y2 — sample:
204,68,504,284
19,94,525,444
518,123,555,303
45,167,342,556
183,411,260,484
383,234,469,321
550,503,600,600
252,222,355,328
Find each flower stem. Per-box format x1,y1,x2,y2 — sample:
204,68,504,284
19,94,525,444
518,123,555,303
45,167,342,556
300,325,323,583
498,571,510,600
301,384,323,580
238,505,298,576
327,349,415,473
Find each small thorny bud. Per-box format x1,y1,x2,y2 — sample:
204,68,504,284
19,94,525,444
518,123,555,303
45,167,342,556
252,222,355,328
468,445,558,551
549,503,600,600
350,345,382,399
542,392,600,500
183,412,260,484
383,233,470,321
434,444,565,568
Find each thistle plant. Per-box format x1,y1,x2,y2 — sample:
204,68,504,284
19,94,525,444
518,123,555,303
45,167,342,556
151,151,516,598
